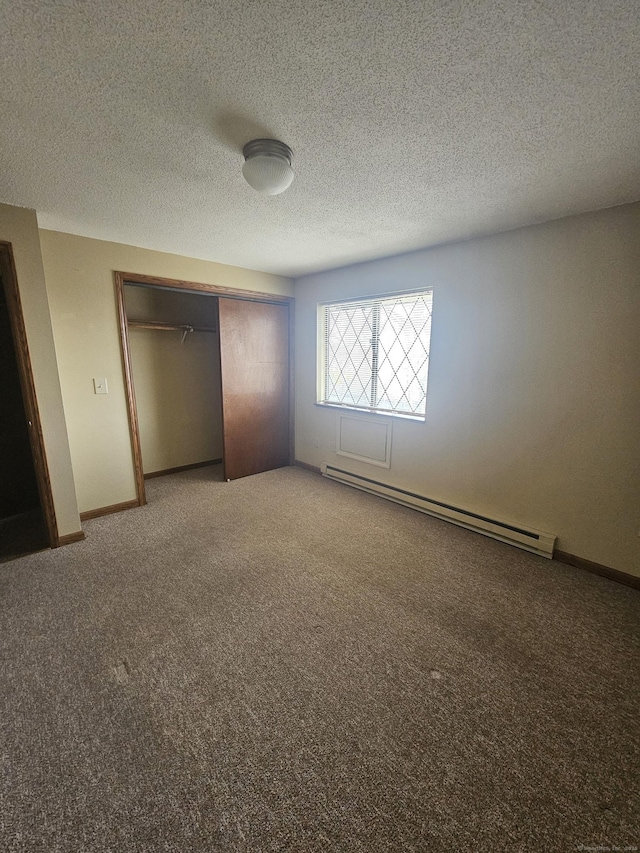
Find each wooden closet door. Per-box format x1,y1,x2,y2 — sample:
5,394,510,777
218,298,290,480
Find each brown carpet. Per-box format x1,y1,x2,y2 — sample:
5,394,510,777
1,465,638,852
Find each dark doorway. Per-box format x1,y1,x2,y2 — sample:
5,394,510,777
0,264,48,560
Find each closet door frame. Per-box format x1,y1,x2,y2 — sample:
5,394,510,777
114,271,294,508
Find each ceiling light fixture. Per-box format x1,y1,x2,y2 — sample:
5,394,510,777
242,138,294,195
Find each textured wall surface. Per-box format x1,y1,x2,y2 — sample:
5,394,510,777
0,0,638,275
295,203,640,575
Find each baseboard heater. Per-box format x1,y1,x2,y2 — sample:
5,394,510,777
321,463,556,559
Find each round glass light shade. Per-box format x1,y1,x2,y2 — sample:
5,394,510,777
242,154,294,195
242,139,294,195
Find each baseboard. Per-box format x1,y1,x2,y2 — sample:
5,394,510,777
554,550,640,590
80,499,140,521
55,530,86,547
144,459,222,479
294,459,322,474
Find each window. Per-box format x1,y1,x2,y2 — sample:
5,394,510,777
318,289,433,419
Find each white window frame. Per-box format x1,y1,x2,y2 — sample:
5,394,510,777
317,288,433,421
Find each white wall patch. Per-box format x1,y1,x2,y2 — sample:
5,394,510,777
336,414,392,468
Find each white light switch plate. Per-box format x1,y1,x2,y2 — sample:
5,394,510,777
93,377,108,395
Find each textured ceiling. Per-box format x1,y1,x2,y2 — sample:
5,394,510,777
1,0,639,276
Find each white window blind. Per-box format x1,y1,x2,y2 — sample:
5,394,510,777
318,289,433,418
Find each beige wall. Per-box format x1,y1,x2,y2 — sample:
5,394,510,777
0,205,81,538
294,203,640,576
40,230,293,513
124,285,222,474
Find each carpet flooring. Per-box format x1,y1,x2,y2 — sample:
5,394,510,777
1,465,638,852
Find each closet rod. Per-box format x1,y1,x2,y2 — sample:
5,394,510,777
127,319,217,333
127,318,217,344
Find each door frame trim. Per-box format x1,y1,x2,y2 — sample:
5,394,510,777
0,242,59,547
114,271,294,507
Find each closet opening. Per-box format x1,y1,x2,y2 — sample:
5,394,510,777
0,242,58,560
123,282,223,492
115,272,293,507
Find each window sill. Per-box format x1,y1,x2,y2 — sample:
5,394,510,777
314,402,426,422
